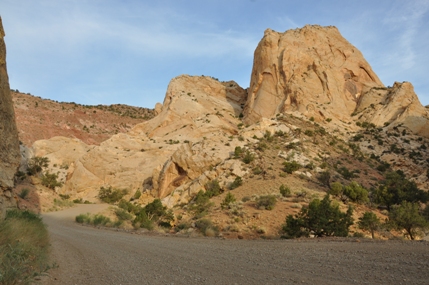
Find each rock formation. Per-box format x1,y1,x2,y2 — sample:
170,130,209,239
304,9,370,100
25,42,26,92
0,17,20,218
244,25,383,124
355,82,429,136
243,25,429,138
33,75,247,200
12,91,154,146
23,25,429,208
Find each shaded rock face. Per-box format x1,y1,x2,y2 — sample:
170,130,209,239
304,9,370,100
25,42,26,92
0,17,20,218
244,25,383,124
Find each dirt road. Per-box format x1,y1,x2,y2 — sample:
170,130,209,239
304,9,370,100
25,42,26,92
41,205,429,285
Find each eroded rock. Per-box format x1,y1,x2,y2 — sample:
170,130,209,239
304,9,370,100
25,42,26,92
0,17,20,218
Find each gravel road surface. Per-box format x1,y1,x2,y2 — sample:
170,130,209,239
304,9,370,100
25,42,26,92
41,204,429,285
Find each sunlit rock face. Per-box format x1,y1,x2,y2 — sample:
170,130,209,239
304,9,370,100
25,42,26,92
244,25,383,124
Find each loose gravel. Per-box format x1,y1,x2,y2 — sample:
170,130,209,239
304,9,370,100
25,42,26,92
40,205,429,285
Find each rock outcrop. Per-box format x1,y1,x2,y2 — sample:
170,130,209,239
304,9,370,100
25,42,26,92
244,25,383,124
355,82,429,136
33,75,247,200
0,17,20,218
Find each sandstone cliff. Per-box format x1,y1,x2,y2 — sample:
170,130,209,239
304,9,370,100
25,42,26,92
32,75,248,201
355,82,429,136
0,17,20,218
244,25,383,124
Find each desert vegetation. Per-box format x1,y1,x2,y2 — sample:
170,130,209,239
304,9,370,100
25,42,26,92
0,210,51,285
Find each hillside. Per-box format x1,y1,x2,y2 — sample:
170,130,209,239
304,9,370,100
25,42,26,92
13,25,429,239
12,91,155,146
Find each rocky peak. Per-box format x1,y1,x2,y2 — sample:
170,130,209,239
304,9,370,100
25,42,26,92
0,17,20,218
355,81,429,136
244,25,383,124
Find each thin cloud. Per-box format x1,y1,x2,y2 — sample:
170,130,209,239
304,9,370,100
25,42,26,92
276,16,300,30
382,0,429,70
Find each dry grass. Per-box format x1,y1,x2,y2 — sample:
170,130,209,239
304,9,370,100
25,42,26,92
0,210,51,284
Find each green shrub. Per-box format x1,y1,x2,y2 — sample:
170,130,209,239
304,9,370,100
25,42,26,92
279,184,291,197
204,180,222,197
263,130,273,142
376,161,390,172
14,171,27,182
283,161,301,174
118,199,139,214
175,222,191,232
242,196,251,202
144,199,167,220
53,198,74,208
195,219,219,236
27,156,49,176
98,186,129,204
388,201,428,240
72,198,91,204
373,171,428,210
190,190,214,218
256,195,277,210
329,182,343,196
133,199,174,230
133,211,154,230
115,208,133,221
221,192,236,209
234,146,243,158
18,188,30,200
343,182,369,204
257,142,268,151
229,176,242,190
317,171,331,187
92,214,111,226
282,194,354,238
242,151,255,164
352,232,365,238
41,172,62,190
59,194,70,200
252,166,263,175
358,212,380,239
337,166,356,180
133,190,142,200
75,213,91,224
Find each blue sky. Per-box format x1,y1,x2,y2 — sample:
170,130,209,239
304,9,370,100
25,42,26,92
1,0,428,108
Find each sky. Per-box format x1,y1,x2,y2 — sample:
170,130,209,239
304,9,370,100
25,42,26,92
1,0,428,108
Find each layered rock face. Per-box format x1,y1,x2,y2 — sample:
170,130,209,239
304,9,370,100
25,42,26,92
0,17,20,218
244,25,383,124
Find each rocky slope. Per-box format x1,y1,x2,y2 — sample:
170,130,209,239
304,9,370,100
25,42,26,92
15,25,429,237
12,91,155,146
0,17,20,218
